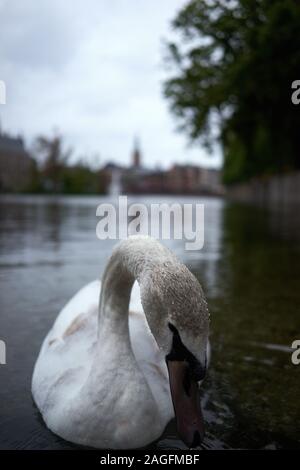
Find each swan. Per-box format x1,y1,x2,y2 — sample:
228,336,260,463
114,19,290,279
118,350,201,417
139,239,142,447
32,236,210,449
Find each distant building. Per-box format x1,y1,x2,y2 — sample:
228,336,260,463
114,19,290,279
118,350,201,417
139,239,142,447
0,130,33,192
167,165,224,195
101,137,223,196
132,138,141,168
123,168,168,194
200,167,224,195
122,137,149,193
167,165,202,194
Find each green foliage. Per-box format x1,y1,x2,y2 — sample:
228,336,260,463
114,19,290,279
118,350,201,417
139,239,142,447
34,133,71,192
62,164,106,195
164,0,300,183
32,133,107,194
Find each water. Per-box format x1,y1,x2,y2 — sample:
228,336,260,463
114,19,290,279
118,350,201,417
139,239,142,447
0,194,299,450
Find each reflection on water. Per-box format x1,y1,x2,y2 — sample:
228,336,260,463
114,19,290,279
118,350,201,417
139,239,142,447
0,195,299,449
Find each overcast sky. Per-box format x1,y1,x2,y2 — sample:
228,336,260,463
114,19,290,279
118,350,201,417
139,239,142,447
0,0,222,169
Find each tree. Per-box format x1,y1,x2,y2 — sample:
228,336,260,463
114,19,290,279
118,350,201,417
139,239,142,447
62,162,107,194
34,133,71,192
164,0,300,183
32,133,107,194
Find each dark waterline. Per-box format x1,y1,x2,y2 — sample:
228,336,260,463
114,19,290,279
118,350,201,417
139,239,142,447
0,194,299,450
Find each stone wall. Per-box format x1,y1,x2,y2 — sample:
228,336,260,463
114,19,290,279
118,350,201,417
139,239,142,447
226,172,300,206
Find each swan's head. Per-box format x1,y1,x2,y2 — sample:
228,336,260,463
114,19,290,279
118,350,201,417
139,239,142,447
141,260,210,448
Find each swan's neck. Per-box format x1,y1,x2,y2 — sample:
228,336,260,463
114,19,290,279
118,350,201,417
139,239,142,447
97,236,208,365
98,237,173,341
92,237,207,439
95,238,174,429
98,253,133,336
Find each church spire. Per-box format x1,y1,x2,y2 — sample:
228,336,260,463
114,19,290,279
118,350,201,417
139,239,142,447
132,136,141,168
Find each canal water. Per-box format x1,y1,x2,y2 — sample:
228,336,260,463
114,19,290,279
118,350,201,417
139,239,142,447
0,195,299,449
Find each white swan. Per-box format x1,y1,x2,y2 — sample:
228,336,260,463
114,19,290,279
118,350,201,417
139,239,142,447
32,236,210,449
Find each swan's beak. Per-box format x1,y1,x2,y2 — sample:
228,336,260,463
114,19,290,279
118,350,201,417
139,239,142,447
167,360,204,448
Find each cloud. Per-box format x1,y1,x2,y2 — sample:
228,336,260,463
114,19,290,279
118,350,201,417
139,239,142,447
0,1,81,70
0,0,222,169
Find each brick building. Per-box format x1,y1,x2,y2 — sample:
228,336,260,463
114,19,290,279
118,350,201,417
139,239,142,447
0,131,32,192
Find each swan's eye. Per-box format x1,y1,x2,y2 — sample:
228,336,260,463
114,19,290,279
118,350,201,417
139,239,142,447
167,322,206,382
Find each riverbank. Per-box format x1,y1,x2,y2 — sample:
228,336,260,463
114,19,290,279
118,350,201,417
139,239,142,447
226,172,300,206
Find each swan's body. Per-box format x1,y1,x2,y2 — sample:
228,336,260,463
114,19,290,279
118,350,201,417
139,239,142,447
32,237,209,449
32,281,172,448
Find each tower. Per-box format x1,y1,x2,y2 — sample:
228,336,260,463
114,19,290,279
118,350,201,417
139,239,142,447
132,137,141,168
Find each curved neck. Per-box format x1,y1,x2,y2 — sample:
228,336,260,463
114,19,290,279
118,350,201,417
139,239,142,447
98,237,173,341
98,252,134,338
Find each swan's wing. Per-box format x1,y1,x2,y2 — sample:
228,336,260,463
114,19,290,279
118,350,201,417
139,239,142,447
32,280,100,410
51,279,100,335
129,283,173,422
32,279,172,423
129,282,161,363
33,278,135,406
